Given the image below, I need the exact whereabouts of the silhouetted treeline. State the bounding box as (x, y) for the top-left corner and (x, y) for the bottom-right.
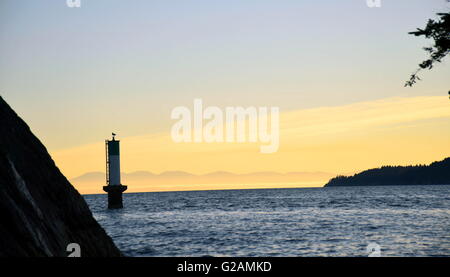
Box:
(325, 158), (450, 187)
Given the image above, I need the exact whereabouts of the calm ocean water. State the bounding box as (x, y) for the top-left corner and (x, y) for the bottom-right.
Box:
(84, 185), (450, 257)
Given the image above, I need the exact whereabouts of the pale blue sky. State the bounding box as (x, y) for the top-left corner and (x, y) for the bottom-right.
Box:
(0, 0), (449, 150)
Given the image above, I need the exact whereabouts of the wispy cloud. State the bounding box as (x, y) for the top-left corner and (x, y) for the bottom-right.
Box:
(52, 95), (450, 193)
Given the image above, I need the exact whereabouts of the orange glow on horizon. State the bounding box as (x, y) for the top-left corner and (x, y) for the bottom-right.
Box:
(51, 95), (450, 194)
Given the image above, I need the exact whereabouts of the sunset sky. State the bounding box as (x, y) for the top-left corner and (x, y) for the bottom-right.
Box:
(1, 0), (449, 193)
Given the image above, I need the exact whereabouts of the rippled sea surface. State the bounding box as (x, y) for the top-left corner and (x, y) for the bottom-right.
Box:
(84, 185), (450, 257)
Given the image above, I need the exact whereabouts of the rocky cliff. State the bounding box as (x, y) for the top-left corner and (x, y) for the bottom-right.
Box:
(0, 96), (122, 257)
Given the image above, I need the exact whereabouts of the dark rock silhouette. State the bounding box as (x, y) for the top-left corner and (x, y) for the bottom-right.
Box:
(325, 158), (450, 187)
(0, 96), (122, 257)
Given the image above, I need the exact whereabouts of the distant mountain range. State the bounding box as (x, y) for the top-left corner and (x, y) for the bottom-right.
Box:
(325, 157), (450, 187)
(71, 170), (334, 194)
(72, 170), (333, 182)
(71, 158), (450, 193)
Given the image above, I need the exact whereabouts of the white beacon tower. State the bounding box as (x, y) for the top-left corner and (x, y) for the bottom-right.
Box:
(103, 133), (127, 209)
